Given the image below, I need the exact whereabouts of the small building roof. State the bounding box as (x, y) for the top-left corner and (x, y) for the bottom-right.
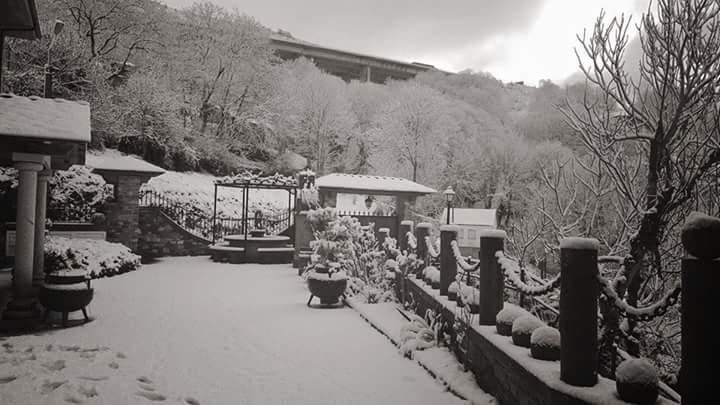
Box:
(0, 0), (42, 40)
(0, 94), (90, 169)
(84, 149), (165, 176)
(316, 173), (436, 196)
(442, 208), (497, 227)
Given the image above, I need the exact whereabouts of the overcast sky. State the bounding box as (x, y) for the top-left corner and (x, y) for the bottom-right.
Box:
(163, 0), (650, 86)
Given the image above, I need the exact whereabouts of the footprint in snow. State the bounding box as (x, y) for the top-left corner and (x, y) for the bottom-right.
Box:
(137, 376), (152, 384)
(42, 359), (66, 371)
(135, 390), (166, 401)
(63, 392), (84, 404)
(77, 384), (99, 398)
(185, 396), (201, 405)
(116, 352), (126, 359)
(139, 383), (156, 391)
(40, 379), (67, 394)
(108, 361), (119, 369)
(0, 374), (18, 384)
(77, 375), (109, 382)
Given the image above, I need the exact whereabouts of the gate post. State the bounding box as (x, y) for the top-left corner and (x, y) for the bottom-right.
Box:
(399, 220), (414, 252)
(559, 237), (599, 387)
(439, 225), (458, 296)
(478, 230), (506, 325)
(415, 222), (432, 266)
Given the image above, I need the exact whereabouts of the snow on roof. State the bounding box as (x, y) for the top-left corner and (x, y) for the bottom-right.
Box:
(316, 173), (436, 195)
(442, 208), (497, 227)
(0, 93), (90, 143)
(84, 149), (165, 175)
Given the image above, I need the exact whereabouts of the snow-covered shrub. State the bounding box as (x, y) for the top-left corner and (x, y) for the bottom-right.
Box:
(461, 286), (480, 313)
(48, 166), (114, 222)
(496, 303), (528, 336)
(45, 236), (141, 279)
(448, 280), (460, 300)
(615, 358), (659, 405)
(399, 311), (442, 358)
(511, 314), (545, 347)
(530, 326), (561, 361)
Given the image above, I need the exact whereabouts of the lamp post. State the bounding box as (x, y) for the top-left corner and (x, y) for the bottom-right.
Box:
(44, 19), (64, 98)
(443, 186), (455, 225)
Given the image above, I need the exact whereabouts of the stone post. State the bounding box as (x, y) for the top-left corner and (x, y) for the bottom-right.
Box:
(399, 220), (413, 252)
(680, 212), (720, 404)
(32, 169), (51, 287)
(559, 237), (599, 387)
(3, 154), (47, 321)
(439, 225), (458, 296)
(478, 230), (506, 325)
(378, 227), (390, 244)
(415, 222), (432, 266)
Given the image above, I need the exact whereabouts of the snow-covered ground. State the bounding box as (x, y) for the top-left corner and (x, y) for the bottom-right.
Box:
(1, 258), (470, 405)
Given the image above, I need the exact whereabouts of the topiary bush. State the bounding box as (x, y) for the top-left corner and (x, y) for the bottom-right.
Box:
(511, 314), (545, 347)
(615, 358), (660, 405)
(496, 303), (528, 336)
(530, 326), (561, 360)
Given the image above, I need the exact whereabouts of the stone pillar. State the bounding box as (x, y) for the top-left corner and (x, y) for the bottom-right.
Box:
(415, 222), (431, 266)
(32, 169), (51, 286)
(361, 65), (371, 82)
(680, 212), (720, 404)
(399, 220), (413, 252)
(378, 227), (390, 244)
(439, 225), (458, 296)
(478, 230), (506, 325)
(559, 237), (599, 387)
(3, 154), (47, 320)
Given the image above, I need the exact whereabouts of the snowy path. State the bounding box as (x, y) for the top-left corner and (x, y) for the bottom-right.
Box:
(1, 257), (470, 405)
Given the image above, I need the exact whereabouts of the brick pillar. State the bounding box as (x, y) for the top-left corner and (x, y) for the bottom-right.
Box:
(99, 171), (149, 252)
(439, 225), (458, 296)
(559, 237), (599, 387)
(478, 229), (506, 325)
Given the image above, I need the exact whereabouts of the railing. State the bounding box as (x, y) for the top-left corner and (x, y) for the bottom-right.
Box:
(139, 190), (293, 242)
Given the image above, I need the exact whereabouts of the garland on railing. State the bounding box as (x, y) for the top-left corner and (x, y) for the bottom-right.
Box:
(425, 236), (440, 258)
(407, 232), (417, 250)
(597, 274), (681, 321)
(496, 252), (561, 296)
(450, 240), (481, 272)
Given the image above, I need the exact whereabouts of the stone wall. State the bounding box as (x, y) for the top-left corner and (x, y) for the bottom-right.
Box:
(404, 276), (677, 405)
(138, 207), (210, 259)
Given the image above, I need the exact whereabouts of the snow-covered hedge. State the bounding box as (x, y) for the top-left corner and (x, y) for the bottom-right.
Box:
(496, 304), (528, 336)
(530, 326), (561, 361)
(1, 166), (113, 222)
(45, 236), (141, 279)
(511, 314), (545, 348)
(615, 358), (659, 405)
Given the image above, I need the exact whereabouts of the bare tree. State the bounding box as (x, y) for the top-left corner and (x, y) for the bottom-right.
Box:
(563, 0), (720, 354)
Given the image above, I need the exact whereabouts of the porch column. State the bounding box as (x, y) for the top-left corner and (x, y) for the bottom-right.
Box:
(3, 153), (47, 320)
(33, 169), (52, 286)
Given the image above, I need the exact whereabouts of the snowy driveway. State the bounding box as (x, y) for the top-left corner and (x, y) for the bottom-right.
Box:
(2, 257), (468, 405)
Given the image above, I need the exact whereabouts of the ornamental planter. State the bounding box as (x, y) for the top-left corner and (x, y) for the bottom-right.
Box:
(306, 269), (348, 306)
(39, 270), (93, 327)
(615, 359), (660, 405)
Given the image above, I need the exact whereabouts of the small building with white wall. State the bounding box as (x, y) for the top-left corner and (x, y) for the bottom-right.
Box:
(441, 208), (498, 257)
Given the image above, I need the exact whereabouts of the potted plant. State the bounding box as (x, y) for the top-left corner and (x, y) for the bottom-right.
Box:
(306, 262), (348, 306)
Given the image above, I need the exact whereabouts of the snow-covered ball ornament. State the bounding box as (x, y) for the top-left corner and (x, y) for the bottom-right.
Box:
(530, 326), (560, 361)
(448, 281), (460, 301)
(681, 211), (720, 259)
(495, 304), (527, 336)
(615, 358), (659, 405)
(428, 268), (441, 289)
(511, 314), (545, 347)
(464, 287), (480, 314)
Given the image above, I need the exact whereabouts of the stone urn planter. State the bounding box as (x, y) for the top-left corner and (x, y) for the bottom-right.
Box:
(39, 270), (93, 327)
(306, 264), (348, 307)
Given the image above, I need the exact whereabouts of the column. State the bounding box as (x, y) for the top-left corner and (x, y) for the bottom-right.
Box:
(33, 169), (51, 286)
(415, 222), (431, 266)
(3, 153), (46, 320)
(361, 65), (371, 82)
(439, 225), (458, 296)
(478, 230), (506, 325)
(399, 220), (413, 252)
(559, 237), (599, 387)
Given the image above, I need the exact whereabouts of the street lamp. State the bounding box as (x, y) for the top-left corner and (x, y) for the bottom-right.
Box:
(44, 19), (64, 98)
(443, 186), (455, 225)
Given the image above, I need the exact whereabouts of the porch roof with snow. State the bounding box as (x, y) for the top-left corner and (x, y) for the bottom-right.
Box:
(0, 94), (90, 169)
(84, 149), (165, 177)
(316, 173), (436, 197)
